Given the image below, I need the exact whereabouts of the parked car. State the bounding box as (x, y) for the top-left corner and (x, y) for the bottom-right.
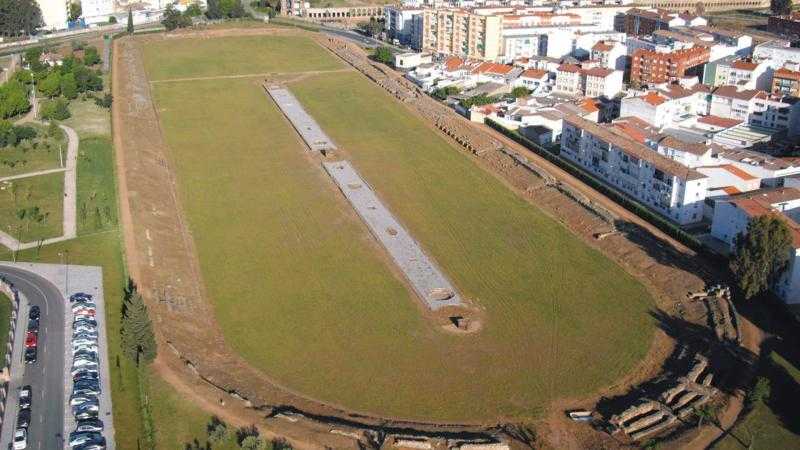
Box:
(73, 325), (97, 334)
(16, 408), (31, 429)
(73, 350), (98, 361)
(72, 338), (97, 348)
(24, 347), (37, 364)
(72, 364), (99, 376)
(71, 301), (96, 312)
(74, 444), (106, 450)
(73, 382), (100, 394)
(69, 293), (93, 303)
(18, 385), (31, 409)
(73, 404), (99, 420)
(28, 306), (39, 320)
(70, 395), (99, 407)
(73, 371), (99, 383)
(26, 318), (39, 333)
(24, 332), (37, 349)
(73, 387), (101, 399)
(74, 309), (96, 318)
(74, 419), (104, 433)
(68, 431), (103, 447)
(73, 317), (97, 327)
(13, 428), (27, 449)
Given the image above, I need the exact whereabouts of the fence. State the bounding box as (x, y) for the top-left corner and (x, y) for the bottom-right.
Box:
(0, 278), (21, 431)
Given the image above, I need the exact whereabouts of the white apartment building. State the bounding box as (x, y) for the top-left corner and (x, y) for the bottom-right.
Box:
(385, 6), (425, 47)
(81, 0), (115, 24)
(37, 0), (69, 30)
(705, 57), (772, 90)
(710, 188), (800, 304)
(561, 114), (708, 225)
(620, 84), (711, 128)
(554, 63), (623, 98)
(591, 40), (627, 70)
(513, 68), (550, 94)
(710, 85), (800, 134)
(753, 41), (800, 69)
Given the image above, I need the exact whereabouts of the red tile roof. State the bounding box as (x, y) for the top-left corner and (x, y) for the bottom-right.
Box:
(731, 60), (759, 71)
(722, 186), (742, 195)
(697, 115), (742, 128)
(444, 57), (465, 72)
(713, 85), (767, 101)
(582, 67), (615, 78)
(592, 41), (614, 52)
(642, 91), (668, 106)
(472, 62), (515, 75)
(520, 69), (548, 79)
(721, 164), (758, 181)
(557, 63), (582, 73)
(775, 67), (800, 81)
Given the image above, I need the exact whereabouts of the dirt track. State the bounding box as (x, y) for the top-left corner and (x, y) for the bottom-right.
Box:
(112, 27), (748, 449)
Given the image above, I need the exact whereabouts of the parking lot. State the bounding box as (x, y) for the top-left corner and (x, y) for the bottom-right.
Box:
(0, 262), (114, 450)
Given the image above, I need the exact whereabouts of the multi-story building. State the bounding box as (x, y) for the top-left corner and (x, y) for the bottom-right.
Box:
(710, 187), (800, 304)
(420, 9), (503, 60)
(554, 63), (623, 98)
(36, 0), (69, 30)
(591, 40), (627, 70)
(81, 0), (115, 24)
(772, 67), (800, 96)
(620, 84), (712, 128)
(385, 6), (425, 47)
(710, 85), (800, 133)
(754, 41), (800, 69)
(619, 8), (702, 36)
(767, 12), (800, 39)
(704, 56), (772, 91)
(560, 114), (708, 225)
(630, 46), (710, 85)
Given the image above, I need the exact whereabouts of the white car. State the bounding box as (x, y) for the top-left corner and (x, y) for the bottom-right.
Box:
(72, 346), (99, 355)
(72, 339), (97, 348)
(13, 428), (26, 449)
(72, 364), (99, 376)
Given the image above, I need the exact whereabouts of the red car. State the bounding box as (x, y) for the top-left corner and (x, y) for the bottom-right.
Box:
(24, 331), (37, 349)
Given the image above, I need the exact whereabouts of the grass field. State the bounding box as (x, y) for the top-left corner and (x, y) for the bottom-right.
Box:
(716, 351), (800, 450)
(144, 34), (656, 421)
(0, 124), (67, 178)
(0, 172), (63, 241)
(141, 35), (344, 81)
(0, 293), (11, 362)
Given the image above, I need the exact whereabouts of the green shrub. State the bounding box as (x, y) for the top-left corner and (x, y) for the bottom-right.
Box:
(40, 98), (71, 120)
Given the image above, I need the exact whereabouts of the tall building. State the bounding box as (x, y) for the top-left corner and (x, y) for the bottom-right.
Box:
(630, 46), (710, 85)
(772, 67), (800, 97)
(385, 6), (424, 47)
(36, 0), (69, 31)
(420, 9), (502, 60)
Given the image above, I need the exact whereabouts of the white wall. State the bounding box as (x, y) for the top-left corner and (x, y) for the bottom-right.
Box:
(710, 200), (749, 250)
(37, 0), (69, 30)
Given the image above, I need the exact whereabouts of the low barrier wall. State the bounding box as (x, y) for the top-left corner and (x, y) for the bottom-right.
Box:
(0, 278), (21, 432)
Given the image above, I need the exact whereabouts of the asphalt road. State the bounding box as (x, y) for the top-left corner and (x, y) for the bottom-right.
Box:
(0, 266), (65, 450)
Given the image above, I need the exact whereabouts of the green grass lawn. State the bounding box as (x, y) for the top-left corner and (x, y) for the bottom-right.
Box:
(141, 34), (344, 81)
(0, 172), (63, 241)
(0, 293), (12, 362)
(715, 351), (800, 450)
(0, 124), (67, 178)
(144, 34), (656, 422)
(64, 98), (112, 137)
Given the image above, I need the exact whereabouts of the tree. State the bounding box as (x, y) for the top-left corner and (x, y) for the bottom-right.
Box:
(0, 80), (32, 118)
(771, 0), (793, 15)
(162, 5), (191, 30)
(373, 46), (392, 64)
(94, 93), (113, 108)
(432, 85), (460, 100)
(240, 436), (267, 450)
(68, 2), (82, 22)
(368, 17), (382, 37)
(185, 3), (203, 17)
(692, 404), (718, 428)
(120, 280), (157, 364)
(207, 417), (229, 443)
(511, 86), (532, 98)
(0, 0), (43, 36)
(60, 73), (78, 99)
(39, 98), (70, 120)
(83, 46), (101, 66)
(747, 376), (771, 405)
(108, 15), (117, 24)
(206, 0), (223, 19)
(127, 8), (134, 34)
(38, 70), (61, 98)
(731, 215), (794, 299)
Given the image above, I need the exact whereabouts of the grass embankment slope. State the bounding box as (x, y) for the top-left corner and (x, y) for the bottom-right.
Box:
(144, 34), (656, 422)
(0, 293), (11, 362)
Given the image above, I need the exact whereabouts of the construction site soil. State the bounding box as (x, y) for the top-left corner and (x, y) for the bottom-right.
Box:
(112, 27), (759, 449)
